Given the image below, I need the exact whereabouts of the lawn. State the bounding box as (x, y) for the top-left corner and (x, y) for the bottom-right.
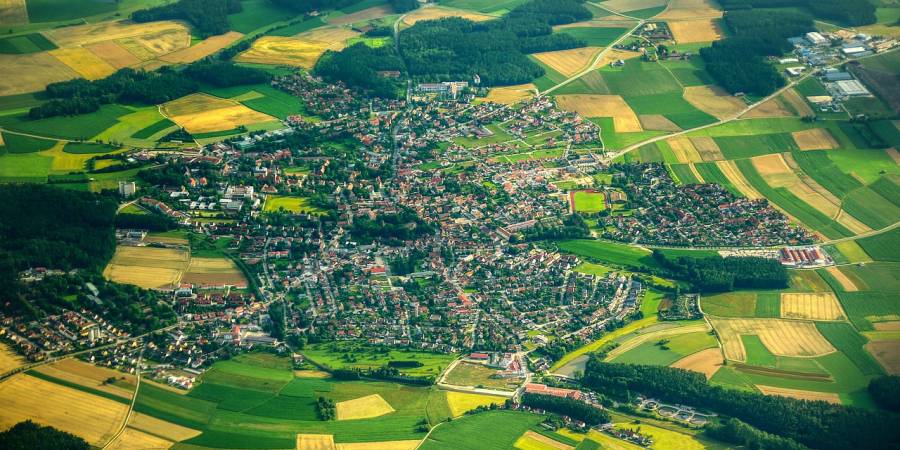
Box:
(556, 240), (660, 270)
(420, 411), (543, 450)
(302, 341), (457, 378)
(573, 191), (606, 213)
(263, 195), (327, 215)
(790, 150), (863, 198)
(610, 330), (718, 366)
(443, 362), (520, 391)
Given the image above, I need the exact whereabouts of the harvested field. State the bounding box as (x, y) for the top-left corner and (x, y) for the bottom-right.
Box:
(162, 93), (276, 134)
(0, 374), (129, 446)
(328, 5), (394, 25)
(668, 19), (721, 43)
(742, 96), (793, 118)
(236, 28), (357, 68)
(555, 94), (642, 131)
(402, 6), (494, 25)
(103, 245), (189, 290)
(716, 160), (763, 198)
(86, 41), (142, 69)
(781, 88), (814, 116)
(873, 321), (900, 331)
(335, 394), (395, 420)
(533, 47), (602, 77)
(887, 148), (900, 165)
(868, 340), (900, 374)
(0, 342), (24, 373)
(485, 84), (535, 105)
(182, 257), (247, 288)
(0, 52), (78, 96)
(792, 128), (838, 150)
(668, 137), (702, 162)
(33, 359), (135, 400)
(514, 430), (574, 450)
(335, 441), (421, 450)
(780, 293), (845, 321)
(683, 85), (745, 120)
(756, 385), (841, 404)
(45, 20), (189, 48)
(596, 48), (642, 68)
(827, 266), (860, 292)
(294, 369), (331, 378)
(50, 47), (117, 80)
(298, 434), (336, 450)
(640, 114), (681, 131)
(600, 0), (666, 13)
(129, 412), (201, 442)
(690, 136), (724, 161)
(445, 391), (506, 417)
(670, 348), (723, 379)
(657, 0), (722, 20)
(0, 0), (28, 24)
(708, 317), (836, 361)
(160, 31), (244, 63)
(106, 427), (172, 450)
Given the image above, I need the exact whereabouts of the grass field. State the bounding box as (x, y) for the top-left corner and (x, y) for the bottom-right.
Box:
(263, 195), (328, 215)
(608, 327), (717, 366)
(0, 104), (131, 140)
(857, 228), (900, 262)
(336, 394), (395, 420)
(556, 240), (659, 270)
(572, 191), (605, 213)
(302, 342), (456, 378)
(624, 92), (717, 130)
(443, 362), (521, 391)
(444, 392), (506, 417)
(420, 411), (542, 450)
(0, 33), (57, 54)
(181, 256), (247, 288)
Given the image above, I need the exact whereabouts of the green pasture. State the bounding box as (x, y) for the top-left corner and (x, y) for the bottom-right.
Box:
(661, 58), (713, 87)
(742, 335), (776, 367)
(227, 0), (299, 33)
(268, 17), (327, 36)
(622, 5), (667, 18)
(670, 163), (701, 184)
(817, 322), (884, 377)
(590, 117), (666, 150)
(599, 61), (682, 96)
(263, 195), (327, 215)
(1, 132), (56, 154)
(440, 0), (527, 14)
(557, 27), (629, 47)
(62, 142), (118, 154)
(687, 118), (816, 138)
(420, 411), (543, 450)
(0, 33), (57, 54)
(25, 0), (120, 22)
(713, 133), (797, 159)
(0, 104), (131, 141)
(624, 92), (717, 129)
(556, 239), (660, 270)
(842, 186), (900, 231)
(856, 228), (900, 262)
(609, 330), (718, 366)
(301, 342), (457, 377)
(790, 150), (863, 198)
(131, 118), (177, 140)
(700, 292), (757, 317)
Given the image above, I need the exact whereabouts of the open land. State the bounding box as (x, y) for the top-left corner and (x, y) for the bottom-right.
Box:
(792, 128), (839, 150)
(708, 317), (836, 361)
(0, 342), (25, 373)
(514, 430), (574, 450)
(162, 93), (277, 134)
(755, 385), (841, 404)
(683, 85), (745, 120)
(401, 6), (494, 26)
(237, 27), (360, 69)
(103, 245), (190, 290)
(33, 358), (136, 400)
(181, 257), (247, 288)
(866, 340), (900, 374)
(160, 31), (245, 63)
(667, 19), (721, 43)
(335, 394), (395, 420)
(780, 293), (845, 321)
(485, 84), (535, 105)
(670, 347), (724, 379)
(555, 95), (642, 132)
(533, 47), (602, 77)
(656, 0), (722, 20)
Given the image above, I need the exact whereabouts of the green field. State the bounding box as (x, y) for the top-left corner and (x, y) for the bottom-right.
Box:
(842, 186), (900, 230)
(742, 335), (777, 367)
(0, 33), (57, 54)
(670, 163), (701, 184)
(444, 362), (519, 391)
(622, 5), (667, 18)
(453, 123), (515, 148)
(0, 104), (131, 141)
(556, 239), (660, 270)
(440, 0), (527, 14)
(713, 133), (798, 159)
(624, 92), (717, 130)
(662, 59), (713, 87)
(530, 57), (568, 92)
(610, 330), (718, 366)
(25, 0), (119, 22)
(599, 61), (682, 97)
(572, 190), (606, 213)
(816, 322), (884, 377)
(790, 150), (863, 198)
(302, 342), (457, 378)
(420, 411), (542, 450)
(700, 292), (757, 317)
(268, 17), (327, 36)
(263, 195), (327, 215)
(557, 27), (629, 46)
(856, 228), (900, 262)
(226, 0), (299, 33)
(1, 132), (57, 154)
(62, 142), (118, 154)
(590, 117), (666, 151)
(693, 162), (741, 196)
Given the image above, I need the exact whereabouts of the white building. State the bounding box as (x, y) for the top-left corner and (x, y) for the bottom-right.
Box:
(806, 32), (829, 46)
(834, 80), (869, 96)
(118, 181), (136, 197)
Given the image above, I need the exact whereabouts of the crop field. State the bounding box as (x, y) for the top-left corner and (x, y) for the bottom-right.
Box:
(600, 61), (681, 96)
(0, 374), (129, 446)
(867, 340), (900, 374)
(743, 95), (794, 118)
(557, 26), (629, 47)
(48, 46), (116, 80)
(792, 128), (838, 150)
(237, 31), (352, 69)
(598, 0), (665, 13)
(103, 245), (190, 290)
(485, 84), (535, 105)
(401, 6), (495, 26)
(444, 391), (506, 417)
(0, 342), (24, 373)
(857, 228), (900, 262)
(162, 93), (277, 134)
(444, 362), (520, 391)
(708, 317), (836, 361)
(607, 326), (716, 366)
(623, 92), (717, 130)
(755, 385), (841, 404)
(556, 95), (641, 131)
(160, 31), (244, 63)
(657, 0), (722, 20)
(639, 114), (681, 132)
(789, 150), (863, 199)
(667, 19), (721, 43)
(336, 394), (395, 420)
(842, 186), (900, 231)
(0, 0), (27, 24)
(700, 291), (758, 317)
(128, 411), (201, 442)
(513, 430), (573, 450)
(45, 19), (188, 48)
(0, 103), (131, 141)
(682, 85), (744, 119)
(298, 434), (336, 450)
(533, 47), (602, 77)
(780, 293), (845, 321)
(0, 32), (56, 54)
(420, 411), (542, 450)
(335, 441), (422, 450)
(83, 40), (140, 69)
(33, 358), (135, 400)
(572, 190), (605, 213)
(329, 5), (394, 25)
(0, 51), (78, 96)
(182, 256), (247, 288)
(264, 195), (328, 215)
(816, 322), (885, 377)
(671, 348), (724, 379)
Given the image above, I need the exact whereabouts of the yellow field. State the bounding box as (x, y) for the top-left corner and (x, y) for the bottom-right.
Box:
(0, 374), (129, 446)
(298, 434), (336, 450)
(0, 52), (79, 96)
(874, 321), (900, 331)
(0, 0), (27, 24)
(639, 114), (681, 131)
(50, 47), (117, 80)
(329, 5), (394, 25)
(335, 394), (395, 420)
(708, 317), (836, 361)
(742, 96), (793, 118)
(485, 84), (535, 105)
(294, 369), (332, 378)
(106, 427), (173, 450)
(38, 141), (126, 173)
(867, 340), (900, 374)
(684, 85), (744, 119)
(670, 347), (723, 379)
(160, 31), (244, 63)
(103, 245), (190, 290)
(162, 93), (276, 134)
(555, 94), (642, 131)
(33, 359), (135, 400)
(87, 41), (143, 69)
(46, 20), (189, 49)
(533, 47), (602, 77)
(756, 385), (841, 404)
(237, 36), (328, 68)
(402, 6), (495, 25)
(780, 292), (845, 321)
(657, 0), (722, 20)
(792, 128), (838, 150)
(600, 0), (666, 13)
(445, 391), (507, 417)
(181, 256), (247, 288)
(606, 322), (710, 360)
(335, 440), (421, 450)
(716, 160), (764, 199)
(596, 48), (642, 67)
(129, 412), (201, 442)
(0, 342), (24, 373)
(668, 137), (702, 162)
(668, 19), (722, 43)
(514, 430), (574, 450)
(826, 266), (859, 292)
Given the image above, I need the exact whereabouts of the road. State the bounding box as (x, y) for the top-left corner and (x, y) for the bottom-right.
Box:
(101, 347), (144, 449)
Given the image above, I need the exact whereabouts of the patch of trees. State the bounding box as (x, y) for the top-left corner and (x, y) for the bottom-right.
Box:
(516, 214), (590, 242)
(390, 0), (419, 13)
(132, 0), (242, 37)
(315, 396), (336, 420)
(115, 213), (176, 232)
(651, 251), (788, 292)
(350, 208), (434, 244)
(314, 43), (405, 97)
(706, 418), (809, 450)
(521, 393), (610, 425)
(868, 375), (900, 412)
(182, 61), (270, 87)
(581, 360), (899, 450)
(718, 0), (875, 26)
(0, 421), (89, 450)
(388, 249), (427, 275)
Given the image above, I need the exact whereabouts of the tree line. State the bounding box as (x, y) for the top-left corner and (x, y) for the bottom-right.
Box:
(0, 421), (89, 450)
(581, 359), (899, 450)
(132, 0), (242, 37)
(719, 0), (876, 26)
(521, 392), (610, 425)
(651, 251), (789, 292)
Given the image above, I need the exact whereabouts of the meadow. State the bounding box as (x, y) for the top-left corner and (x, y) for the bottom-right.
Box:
(263, 195), (328, 215)
(443, 362), (519, 391)
(555, 240), (660, 270)
(420, 411), (542, 450)
(302, 342), (456, 378)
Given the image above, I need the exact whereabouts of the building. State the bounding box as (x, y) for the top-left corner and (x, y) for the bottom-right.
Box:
(118, 181), (137, 197)
(834, 79), (869, 97)
(805, 32), (828, 46)
(823, 69), (853, 82)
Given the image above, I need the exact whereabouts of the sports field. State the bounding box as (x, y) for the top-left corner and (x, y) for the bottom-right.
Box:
(103, 245), (190, 290)
(162, 93), (277, 134)
(572, 190), (606, 213)
(401, 6), (495, 25)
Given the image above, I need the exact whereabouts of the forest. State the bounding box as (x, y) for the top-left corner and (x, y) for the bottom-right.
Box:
(132, 0), (242, 37)
(0, 421), (89, 450)
(521, 393), (610, 425)
(581, 359), (899, 450)
(718, 0), (876, 26)
(350, 209), (434, 244)
(314, 43), (405, 97)
(652, 251), (788, 292)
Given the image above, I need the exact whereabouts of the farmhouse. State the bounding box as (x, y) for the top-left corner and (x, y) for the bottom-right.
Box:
(524, 383), (583, 400)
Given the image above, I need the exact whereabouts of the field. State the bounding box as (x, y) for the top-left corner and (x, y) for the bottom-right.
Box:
(0, 0), (27, 24)
(572, 190), (605, 213)
(867, 340), (900, 374)
(181, 256), (247, 288)
(485, 84), (535, 105)
(556, 240), (659, 270)
(237, 27), (360, 68)
(556, 95), (642, 132)
(444, 391), (506, 417)
(162, 93), (277, 134)
(599, 0), (666, 13)
(160, 31), (244, 63)
(656, 0), (722, 20)
(708, 317), (836, 361)
(264, 195), (328, 215)
(401, 6), (495, 26)
(302, 342), (456, 378)
(49, 47), (116, 80)
(792, 128), (838, 150)
(0, 342), (24, 373)
(780, 293), (845, 321)
(420, 411), (543, 450)
(682, 85), (744, 120)
(0, 51), (78, 96)
(336, 394), (395, 420)
(606, 324), (717, 366)
(298, 434), (336, 450)
(514, 430), (573, 450)
(670, 347), (724, 379)
(335, 441), (421, 450)
(328, 5), (394, 25)
(0, 32), (57, 54)
(557, 27), (629, 47)
(667, 19), (721, 43)
(755, 385), (841, 404)
(128, 412), (201, 442)
(103, 245), (190, 290)
(532, 47), (602, 77)
(857, 228), (900, 262)
(0, 374), (129, 446)
(443, 362), (521, 391)
(32, 358), (135, 400)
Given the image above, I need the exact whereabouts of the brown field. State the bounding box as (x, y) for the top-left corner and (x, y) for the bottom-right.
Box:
(690, 136), (723, 161)
(329, 5), (394, 25)
(874, 321), (900, 331)
(596, 48), (642, 68)
(33, 359), (136, 400)
(0, 132), (4, 146)
(294, 370), (331, 378)
(742, 96), (793, 118)
(335, 394), (395, 420)
(868, 340), (900, 374)
(640, 114), (681, 132)
(533, 47), (602, 77)
(129, 412), (201, 442)
(708, 317), (836, 361)
(781, 88), (815, 116)
(103, 245), (189, 290)
(825, 266), (859, 292)
(0, 342), (24, 373)
(335, 441), (421, 450)
(87, 41), (142, 69)
(0, 0), (27, 24)
(0, 374), (129, 446)
(555, 94), (642, 132)
(0, 52), (79, 96)
(485, 84), (535, 105)
(671, 348), (723, 379)
(46, 20), (189, 48)
(50, 47), (117, 80)
(657, 0), (722, 20)
(402, 6), (494, 26)
(600, 0), (666, 13)
(298, 434), (336, 450)
(668, 19), (722, 43)
(792, 128), (838, 151)
(887, 148), (900, 165)
(182, 257), (247, 288)
(107, 427), (173, 450)
(236, 30), (354, 69)
(668, 137), (702, 162)
(683, 85), (745, 120)
(160, 31), (244, 63)
(716, 160), (763, 199)
(780, 292), (845, 321)
(515, 431), (574, 450)
(756, 385), (841, 404)
(162, 93), (276, 134)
